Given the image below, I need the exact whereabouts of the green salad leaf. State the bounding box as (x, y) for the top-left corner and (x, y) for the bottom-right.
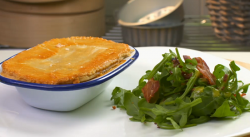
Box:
(110, 48), (250, 130)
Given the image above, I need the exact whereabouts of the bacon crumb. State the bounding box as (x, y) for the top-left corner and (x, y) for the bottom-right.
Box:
(233, 93), (246, 97)
(241, 93), (246, 97)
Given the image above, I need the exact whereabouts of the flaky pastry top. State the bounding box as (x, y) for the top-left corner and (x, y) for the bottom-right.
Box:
(1, 37), (132, 84)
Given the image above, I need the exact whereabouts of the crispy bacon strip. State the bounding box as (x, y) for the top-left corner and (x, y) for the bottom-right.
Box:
(183, 55), (216, 85)
(142, 78), (160, 103)
(195, 57), (216, 85)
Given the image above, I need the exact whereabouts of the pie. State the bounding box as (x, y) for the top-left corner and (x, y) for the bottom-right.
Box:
(1, 36), (132, 84)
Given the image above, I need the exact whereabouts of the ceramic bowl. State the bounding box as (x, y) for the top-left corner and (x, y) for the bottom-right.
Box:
(0, 46), (139, 111)
(117, 0), (184, 46)
(118, 0), (184, 26)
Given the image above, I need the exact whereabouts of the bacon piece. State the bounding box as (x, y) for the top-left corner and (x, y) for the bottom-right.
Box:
(172, 57), (180, 67)
(182, 72), (193, 79)
(142, 78), (160, 103)
(183, 55), (192, 60)
(234, 93), (247, 97)
(183, 55), (215, 84)
(195, 57), (216, 85)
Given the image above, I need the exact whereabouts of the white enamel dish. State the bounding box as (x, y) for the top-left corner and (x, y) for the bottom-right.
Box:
(0, 46), (139, 111)
(0, 47), (250, 137)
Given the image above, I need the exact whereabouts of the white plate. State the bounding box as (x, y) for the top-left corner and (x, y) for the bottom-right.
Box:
(0, 47), (250, 137)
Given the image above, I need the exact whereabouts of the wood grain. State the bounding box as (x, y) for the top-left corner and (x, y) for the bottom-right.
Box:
(0, 0), (104, 14)
(7, 0), (66, 3)
(0, 8), (105, 48)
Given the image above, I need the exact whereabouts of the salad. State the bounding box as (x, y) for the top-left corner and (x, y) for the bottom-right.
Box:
(111, 48), (250, 130)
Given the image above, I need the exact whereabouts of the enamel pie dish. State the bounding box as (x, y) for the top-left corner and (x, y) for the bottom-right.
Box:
(0, 37), (139, 111)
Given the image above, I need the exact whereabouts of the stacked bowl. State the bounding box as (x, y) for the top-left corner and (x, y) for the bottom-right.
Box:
(118, 0), (184, 46)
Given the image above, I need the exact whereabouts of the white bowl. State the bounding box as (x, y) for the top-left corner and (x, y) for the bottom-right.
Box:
(0, 46), (139, 111)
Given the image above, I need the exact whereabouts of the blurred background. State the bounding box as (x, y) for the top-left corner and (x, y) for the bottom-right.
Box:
(0, 0), (250, 51)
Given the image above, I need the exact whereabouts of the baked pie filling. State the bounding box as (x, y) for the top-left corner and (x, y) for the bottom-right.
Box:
(1, 37), (132, 84)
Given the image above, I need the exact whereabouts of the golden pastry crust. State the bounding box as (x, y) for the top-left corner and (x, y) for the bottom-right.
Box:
(1, 36), (132, 84)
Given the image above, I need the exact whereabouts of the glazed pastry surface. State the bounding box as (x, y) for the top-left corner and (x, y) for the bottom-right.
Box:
(1, 37), (131, 84)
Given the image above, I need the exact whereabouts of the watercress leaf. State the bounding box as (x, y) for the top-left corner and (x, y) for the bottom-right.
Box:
(167, 67), (183, 87)
(226, 61), (241, 92)
(144, 116), (155, 122)
(189, 116), (210, 124)
(157, 123), (197, 129)
(138, 98), (157, 119)
(167, 117), (182, 130)
(236, 83), (250, 94)
(131, 110), (146, 122)
(228, 98), (243, 115)
(175, 48), (184, 67)
(230, 61), (240, 72)
(191, 86), (205, 99)
(178, 113), (188, 127)
(196, 78), (209, 86)
(172, 97), (194, 127)
(213, 64), (230, 80)
(192, 86), (224, 116)
(124, 92), (140, 116)
(211, 100), (237, 117)
(159, 80), (174, 95)
(235, 92), (249, 110)
(185, 58), (198, 70)
(154, 97), (201, 128)
(147, 53), (172, 80)
(111, 87), (131, 108)
(213, 64), (233, 92)
(157, 123), (175, 129)
(139, 70), (151, 84)
(179, 69), (200, 99)
(129, 117), (141, 122)
(132, 71), (152, 97)
(163, 85), (185, 97)
(245, 102), (250, 111)
(152, 105), (172, 116)
(159, 94), (178, 105)
(154, 115), (166, 124)
(159, 66), (170, 81)
(169, 49), (177, 56)
(132, 84), (145, 97)
(153, 72), (162, 81)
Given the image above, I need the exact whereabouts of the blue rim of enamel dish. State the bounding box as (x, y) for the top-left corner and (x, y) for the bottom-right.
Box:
(0, 46), (139, 91)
